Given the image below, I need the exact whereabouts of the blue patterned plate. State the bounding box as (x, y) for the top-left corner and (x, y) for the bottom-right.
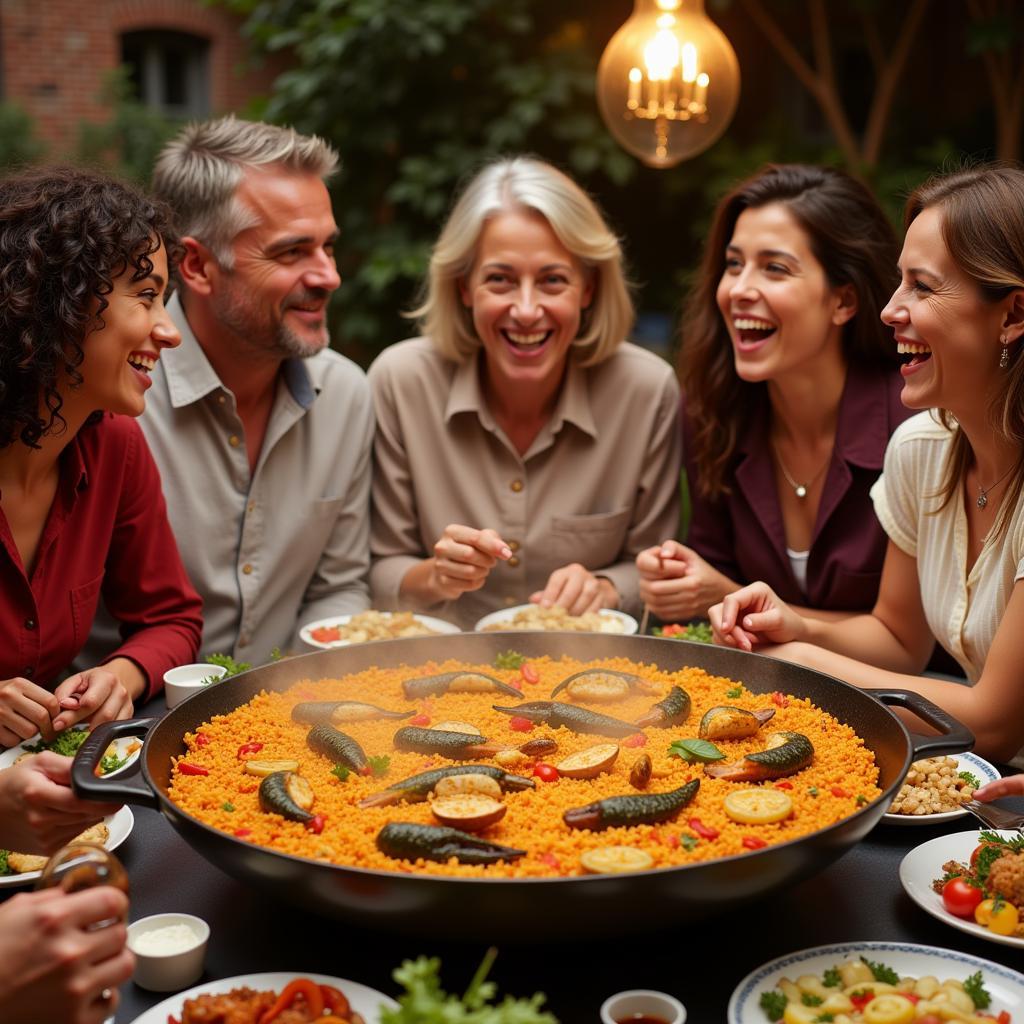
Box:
(883, 751), (1000, 826)
(728, 941), (1024, 1022)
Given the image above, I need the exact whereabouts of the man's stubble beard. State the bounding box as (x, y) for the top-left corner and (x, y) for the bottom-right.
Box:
(213, 281), (328, 361)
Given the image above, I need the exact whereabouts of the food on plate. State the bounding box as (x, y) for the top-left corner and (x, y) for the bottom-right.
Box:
(756, 956), (1003, 1023)
(652, 621), (713, 643)
(482, 605), (626, 633)
(888, 756), (979, 816)
(308, 610), (442, 645)
(167, 655), (880, 878)
(548, 668), (657, 702)
(173, 977), (365, 1024)
(2, 823), (110, 875)
(704, 731), (815, 782)
(932, 830), (1024, 938)
(17, 727), (140, 777)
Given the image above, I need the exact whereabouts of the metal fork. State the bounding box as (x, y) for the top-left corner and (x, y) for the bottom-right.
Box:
(962, 799), (1024, 832)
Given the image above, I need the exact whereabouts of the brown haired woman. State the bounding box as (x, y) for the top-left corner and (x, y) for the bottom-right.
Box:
(638, 164), (911, 625)
(0, 167), (202, 748)
(711, 165), (1024, 765)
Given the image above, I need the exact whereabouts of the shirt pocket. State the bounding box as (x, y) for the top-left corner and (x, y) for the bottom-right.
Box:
(548, 508), (632, 569)
(69, 572), (105, 650)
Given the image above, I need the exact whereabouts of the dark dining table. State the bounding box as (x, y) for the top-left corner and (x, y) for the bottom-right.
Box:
(91, 693), (1021, 1024)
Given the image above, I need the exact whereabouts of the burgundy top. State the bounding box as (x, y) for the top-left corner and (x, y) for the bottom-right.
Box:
(684, 362), (914, 611)
(0, 414), (203, 700)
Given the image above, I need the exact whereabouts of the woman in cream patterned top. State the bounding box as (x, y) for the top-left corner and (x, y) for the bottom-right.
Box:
(708, 165), (1024, 767)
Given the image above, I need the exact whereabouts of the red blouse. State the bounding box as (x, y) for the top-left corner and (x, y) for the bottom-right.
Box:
(0, 414), (202, 700)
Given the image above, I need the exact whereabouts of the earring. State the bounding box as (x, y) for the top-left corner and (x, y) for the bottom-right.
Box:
(1000, 334), (1010, 370)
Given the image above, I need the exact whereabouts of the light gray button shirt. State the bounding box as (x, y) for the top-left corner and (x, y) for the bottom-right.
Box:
(102, 295), (373, 664)
(369, 337), (681, 628)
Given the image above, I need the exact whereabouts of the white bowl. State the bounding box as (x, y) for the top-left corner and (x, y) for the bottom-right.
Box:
(163, 664), (228, 709)
(127, 912), (210, 992)
(600, 989), (686, 1024)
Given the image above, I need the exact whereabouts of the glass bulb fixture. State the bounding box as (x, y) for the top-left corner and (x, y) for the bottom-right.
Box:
(597, 0), (740, 168)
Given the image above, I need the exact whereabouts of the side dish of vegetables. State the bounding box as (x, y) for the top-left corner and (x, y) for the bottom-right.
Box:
(758, 957), (1003, 1023)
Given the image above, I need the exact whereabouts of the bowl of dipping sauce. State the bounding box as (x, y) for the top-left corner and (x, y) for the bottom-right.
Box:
(127, 912), (210, 991)
(600, 989), (686, 1024)
(163, 664), (228, 709)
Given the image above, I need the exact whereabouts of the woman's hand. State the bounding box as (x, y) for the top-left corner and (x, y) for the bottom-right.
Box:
(531, 564), (619, 616)
(0, 752), (121, 855)
(429, 524), (512, 602)
(0, 887), (133, 1024)
(708, 582), (808, 651)
(52, 669), (134, 734)
(636, 540), (734, 621)
(973, 776), (1024, 802)
(0, 678), (61, 748)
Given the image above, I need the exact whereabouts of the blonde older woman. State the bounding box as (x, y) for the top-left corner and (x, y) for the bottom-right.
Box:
(369, 157), (681, 628)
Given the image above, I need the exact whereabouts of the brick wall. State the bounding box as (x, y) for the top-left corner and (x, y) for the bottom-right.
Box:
(0, 0), (287, 155)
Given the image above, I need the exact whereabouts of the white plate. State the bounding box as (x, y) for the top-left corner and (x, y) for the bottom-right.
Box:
(300, 612), (461, 650)
(128, 971), (397, 1024)
(474, 604), (639, 635)
(900, 828), (1024, 950)
(883, 751), (1000, 826)
(0, 806), (134, 888)
(728, 940), (1024, 1022)
(0, 726), (142, 779)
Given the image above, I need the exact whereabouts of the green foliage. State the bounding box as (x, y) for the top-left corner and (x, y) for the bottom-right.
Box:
(220, 0), (634, 361)
(76, 69), (179, 184)
(0, 103), (44, 170)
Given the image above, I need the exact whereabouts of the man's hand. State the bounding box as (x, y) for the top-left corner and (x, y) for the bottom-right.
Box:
(530, 563), (619, 616)
(0, 677), (60, 747)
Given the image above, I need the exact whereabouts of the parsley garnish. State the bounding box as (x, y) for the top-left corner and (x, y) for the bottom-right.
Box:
(367, 755), (391, 778)
(221, 802), (235, 812)
(813, 1015), (835, 1023)
(860, 956), (899, 984)
(0, 850), (9, 876)
(758, 990), (787, 1022)
(204, 653), (252, 678)
(801, 993), (823, 1006)
(99, 751), (131, 775)
(726, 685), (743, 698)
(680, 835), (699, 851)
(822, 968), (840, 988)
(493, 650), (526, 669)
(22, 728), (89, 757)
(668, 738), (726, 763)
(964, 970), (991, 1009)
(855, 794), (867, 806)
(808, 786), (819, 797)
(958, 769), (981, 788)
(331, 764), (350, 782)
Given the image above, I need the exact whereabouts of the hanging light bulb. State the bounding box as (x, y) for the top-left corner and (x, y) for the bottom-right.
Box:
(597, 0), (740, 168)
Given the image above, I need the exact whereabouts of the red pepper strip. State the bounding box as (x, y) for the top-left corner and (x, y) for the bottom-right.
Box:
(520, 663), (540, 685)
(194, 733), (211, 747)
(688, 817), (720, 840)
(742, 836), (767, 850)
(410, 713), (430, 726)
(233, 828), (252, 838)
(770, 691), (789, 707)
(849, 991), (874, 1011)
(774, 781), (793, 790)
(176, 761), (209, 776)
(320, 985), (352, 1016)
(623, 733), (648, 747)
(306, 814), (327, 835)
(237, 741), (264, 758)
(258, 978), (324, 1024)
(508, 716), (534, 732)
(831, 786), (849, 798)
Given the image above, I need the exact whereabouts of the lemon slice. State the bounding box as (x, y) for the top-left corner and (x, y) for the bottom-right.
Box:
(431, 721), (482, 736)
(430, 794), (507, 831)
(580, 846), (654, 874)
(556, 743), (620, 779)
(723, 787), (793, 823)
(243, 759), (300, 777)
(432, 773), (503, 800)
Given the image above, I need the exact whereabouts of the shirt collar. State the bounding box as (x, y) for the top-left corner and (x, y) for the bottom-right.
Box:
(737, 362), (891, 470)
(443, 348), (597, 439)
(164, 293), (319, 410)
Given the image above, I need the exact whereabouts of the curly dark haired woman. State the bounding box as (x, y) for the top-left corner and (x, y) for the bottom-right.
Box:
(0, 166), (202, 748)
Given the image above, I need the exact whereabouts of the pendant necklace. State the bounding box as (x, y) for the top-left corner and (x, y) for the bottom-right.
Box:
(773, 441), (831, 499)
(975, 464), (1014, 509)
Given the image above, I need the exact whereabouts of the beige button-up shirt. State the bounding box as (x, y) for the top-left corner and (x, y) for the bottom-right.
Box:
(369, 337), (681, 627)
(85, 295), (374, 665)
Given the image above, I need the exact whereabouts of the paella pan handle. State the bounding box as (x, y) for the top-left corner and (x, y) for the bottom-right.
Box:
(70, 718), (161, 810)
(866, 688), (975, 758)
